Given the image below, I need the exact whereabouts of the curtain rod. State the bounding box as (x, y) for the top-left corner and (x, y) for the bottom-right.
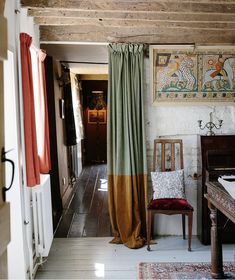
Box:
(60, 61), (108, 65)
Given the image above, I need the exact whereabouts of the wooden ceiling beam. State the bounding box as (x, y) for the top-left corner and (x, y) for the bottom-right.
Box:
(23, 1), (235, 45)
(21, 0), (235, 14)
(35, 18), (235, 30)
(28, 9), (235, 22)
(40, 25), (235, 44)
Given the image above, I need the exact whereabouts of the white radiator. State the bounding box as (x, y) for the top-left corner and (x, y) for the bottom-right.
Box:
(32, 175), (53, 257)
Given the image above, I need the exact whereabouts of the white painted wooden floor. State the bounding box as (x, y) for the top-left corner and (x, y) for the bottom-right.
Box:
(36, 236), (235, 279)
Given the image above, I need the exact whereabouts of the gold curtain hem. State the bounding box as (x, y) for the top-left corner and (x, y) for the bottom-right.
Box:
(108, 174), (148, 249)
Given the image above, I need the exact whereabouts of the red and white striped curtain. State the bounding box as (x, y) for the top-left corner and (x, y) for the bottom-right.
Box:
(20, 33), (40, 187)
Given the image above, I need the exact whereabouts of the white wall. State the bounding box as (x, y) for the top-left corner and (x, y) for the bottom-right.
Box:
(144, 58), (235, 235)
(20, 8), (39, 46)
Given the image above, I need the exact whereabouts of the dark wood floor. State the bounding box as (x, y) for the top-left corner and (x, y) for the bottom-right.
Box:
(55, 164), (112, 237)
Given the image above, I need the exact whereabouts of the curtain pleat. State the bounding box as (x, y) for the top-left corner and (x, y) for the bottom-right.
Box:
(70, 72), (84, 142)
(108, 43), (148, 249)
(20, 33), (40, 187)
(38, 50), (51, 173)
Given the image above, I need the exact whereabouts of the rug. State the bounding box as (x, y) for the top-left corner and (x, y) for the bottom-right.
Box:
(138, 262), (235, 279)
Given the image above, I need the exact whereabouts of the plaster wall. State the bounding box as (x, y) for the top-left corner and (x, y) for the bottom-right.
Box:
(52, 60), (70, 205)
(144, 58), (235, 235)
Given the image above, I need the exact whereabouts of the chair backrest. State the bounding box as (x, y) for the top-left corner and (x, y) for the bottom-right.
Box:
(152, 139), (184, 172)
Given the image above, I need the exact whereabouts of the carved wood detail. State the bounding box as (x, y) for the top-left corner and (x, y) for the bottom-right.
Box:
(207, 182), (235, 220)
(209, 206), (224, 279)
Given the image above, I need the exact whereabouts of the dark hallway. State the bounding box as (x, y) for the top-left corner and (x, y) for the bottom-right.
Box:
(82, 80), (108, 165)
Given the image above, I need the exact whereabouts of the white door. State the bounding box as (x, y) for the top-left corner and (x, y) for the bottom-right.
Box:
(0, 1), (10, 278)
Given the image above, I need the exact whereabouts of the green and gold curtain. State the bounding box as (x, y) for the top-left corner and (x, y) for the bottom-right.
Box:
(107, 44), (148, 249)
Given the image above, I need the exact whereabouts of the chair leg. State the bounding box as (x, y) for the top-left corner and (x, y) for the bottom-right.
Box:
(151, 211), (155, 237)
(182, 214), (186, 240)
(147, 210), (152, 251)
(188, 211), (193, 251)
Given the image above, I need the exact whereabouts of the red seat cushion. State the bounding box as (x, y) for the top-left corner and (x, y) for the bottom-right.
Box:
(148, 198), (193, 211)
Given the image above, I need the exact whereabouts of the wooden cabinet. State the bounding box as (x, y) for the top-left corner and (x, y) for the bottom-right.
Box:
(197, 135), (235, 244)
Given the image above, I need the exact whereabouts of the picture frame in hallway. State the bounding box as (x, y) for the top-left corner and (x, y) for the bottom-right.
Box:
(88, 109), (106, 124)
(150, 45), (235, 104)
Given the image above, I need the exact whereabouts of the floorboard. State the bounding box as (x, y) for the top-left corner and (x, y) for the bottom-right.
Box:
(68, 213), (87, 237)
(54, 210), (75, 238)
(55, 164), (111, 238)
(36, 236), (235, 279)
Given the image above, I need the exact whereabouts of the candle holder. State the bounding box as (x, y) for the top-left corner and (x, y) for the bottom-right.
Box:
(198, 112), (223, 136)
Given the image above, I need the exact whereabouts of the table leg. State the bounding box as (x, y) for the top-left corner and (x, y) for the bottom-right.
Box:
(209, 204), (224, 279)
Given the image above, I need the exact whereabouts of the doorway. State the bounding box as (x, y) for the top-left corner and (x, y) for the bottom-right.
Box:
(82, 79), (107, 164)
(41, 44), (111, 238)
(54, 75), (111, 238)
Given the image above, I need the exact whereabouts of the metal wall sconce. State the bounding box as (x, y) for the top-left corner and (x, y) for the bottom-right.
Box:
(198, 112), (223, 136)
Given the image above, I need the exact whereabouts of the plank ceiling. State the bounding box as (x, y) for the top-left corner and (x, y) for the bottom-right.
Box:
(21, 0), (235, 44)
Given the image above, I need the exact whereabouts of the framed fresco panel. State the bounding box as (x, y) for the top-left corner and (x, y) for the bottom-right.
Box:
(199, 54), (235, 100)
(150, 45), (235, 103)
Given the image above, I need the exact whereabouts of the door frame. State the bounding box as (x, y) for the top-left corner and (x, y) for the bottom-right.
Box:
(0, 1), (11, 278)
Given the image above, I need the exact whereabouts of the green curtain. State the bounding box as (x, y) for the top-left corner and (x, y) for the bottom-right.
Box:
(107, 43), (148, 249)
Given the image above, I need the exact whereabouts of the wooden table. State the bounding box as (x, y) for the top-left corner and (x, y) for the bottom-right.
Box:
(205, 181), (235, 279)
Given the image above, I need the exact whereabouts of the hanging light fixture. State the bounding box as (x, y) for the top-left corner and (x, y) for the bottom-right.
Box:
(88, 91), (106, 110)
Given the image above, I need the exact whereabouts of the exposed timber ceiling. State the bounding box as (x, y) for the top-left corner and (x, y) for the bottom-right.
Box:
(21, 0), (235, 44)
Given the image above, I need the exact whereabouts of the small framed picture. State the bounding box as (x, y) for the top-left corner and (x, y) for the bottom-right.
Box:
(88, 109), (106, 124)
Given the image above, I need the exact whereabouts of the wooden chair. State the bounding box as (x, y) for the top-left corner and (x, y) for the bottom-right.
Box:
(147, 139), (193, 251)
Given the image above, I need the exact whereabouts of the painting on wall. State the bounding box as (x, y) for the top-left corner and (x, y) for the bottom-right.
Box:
(88, 110), (106, 124)
(200, 54), (235, 99)
(155, 53), (198, 98)
(150, 45), (235, 103)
